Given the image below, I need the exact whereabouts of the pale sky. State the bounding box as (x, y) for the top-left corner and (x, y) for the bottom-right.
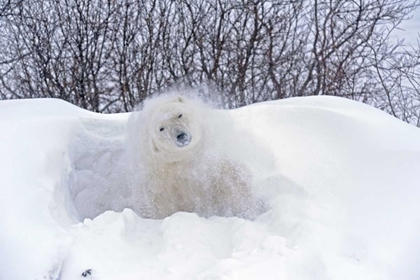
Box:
(395, 7), (420, 47)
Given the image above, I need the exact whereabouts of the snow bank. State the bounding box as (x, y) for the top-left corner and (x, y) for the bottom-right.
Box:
(0, 96), (419, 279)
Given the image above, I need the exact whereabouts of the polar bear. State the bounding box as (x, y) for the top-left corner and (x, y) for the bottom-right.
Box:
(127, 94), (259, 219)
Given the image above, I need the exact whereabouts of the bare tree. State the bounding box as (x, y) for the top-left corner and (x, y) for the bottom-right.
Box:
(0, 0), (419, 125)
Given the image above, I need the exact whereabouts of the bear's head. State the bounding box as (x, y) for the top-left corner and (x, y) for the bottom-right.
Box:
(148, 96), (203, 162)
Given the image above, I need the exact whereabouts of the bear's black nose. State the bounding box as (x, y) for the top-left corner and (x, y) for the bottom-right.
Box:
(176, 132), (191, 147)
(177, 132), (187, 141)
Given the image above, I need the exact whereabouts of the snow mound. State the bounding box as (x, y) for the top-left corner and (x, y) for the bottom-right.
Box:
(0, 96), (419, 279)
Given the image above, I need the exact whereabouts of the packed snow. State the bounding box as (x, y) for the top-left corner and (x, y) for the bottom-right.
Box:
(1, 95), (420, 280)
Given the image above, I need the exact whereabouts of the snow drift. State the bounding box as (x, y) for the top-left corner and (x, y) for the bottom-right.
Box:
(0, 96), (419, 280)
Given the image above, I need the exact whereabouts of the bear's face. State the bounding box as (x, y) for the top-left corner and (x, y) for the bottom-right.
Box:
(149, 96), (202, 162)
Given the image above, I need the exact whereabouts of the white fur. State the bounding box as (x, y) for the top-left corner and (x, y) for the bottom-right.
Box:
(126, 95), (259, 219)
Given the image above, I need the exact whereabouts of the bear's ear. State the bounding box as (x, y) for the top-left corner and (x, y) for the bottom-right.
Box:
(175, 95), (185, 103)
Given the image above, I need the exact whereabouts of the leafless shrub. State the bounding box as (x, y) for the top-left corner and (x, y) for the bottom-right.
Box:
(0, 0), (419, 125)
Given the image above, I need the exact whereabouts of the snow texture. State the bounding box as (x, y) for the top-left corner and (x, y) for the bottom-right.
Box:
(1, 96), (420, 280)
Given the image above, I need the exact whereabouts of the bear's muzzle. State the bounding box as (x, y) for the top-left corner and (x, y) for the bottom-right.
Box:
(175, 131), (191, 147)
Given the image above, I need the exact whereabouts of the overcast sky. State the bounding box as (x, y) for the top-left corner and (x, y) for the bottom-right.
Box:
(395, 7), (420, 47)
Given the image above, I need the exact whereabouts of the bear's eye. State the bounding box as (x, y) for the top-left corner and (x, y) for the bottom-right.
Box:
(178, 114), (183, 118)
(160, 127), (164, 131)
